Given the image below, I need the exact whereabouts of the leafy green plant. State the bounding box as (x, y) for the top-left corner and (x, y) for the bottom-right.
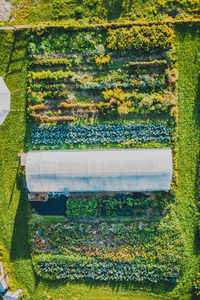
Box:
(107, 25), (174, 51)
(66, 199), (98, 218)
(32, 123), (171, 146)
(30, 70), (74, 82)
(94, 53), (111, 69)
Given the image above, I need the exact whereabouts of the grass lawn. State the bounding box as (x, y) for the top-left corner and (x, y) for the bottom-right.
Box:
(0, 29), (36, 295)
(172, 23), (200, 296)
(0, 23), (200, 299)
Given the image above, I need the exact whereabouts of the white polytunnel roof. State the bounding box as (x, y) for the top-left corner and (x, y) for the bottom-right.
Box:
(0, 77), (10, 125)
(25, 148), (173, 193)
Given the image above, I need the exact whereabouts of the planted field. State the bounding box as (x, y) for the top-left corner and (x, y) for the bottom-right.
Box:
(0, 22), (199, 300)
(27, 24), (184, 290)
(27, 25), (176, 152)
(32, 123), (171, 146)
(31, 192), (183, 284)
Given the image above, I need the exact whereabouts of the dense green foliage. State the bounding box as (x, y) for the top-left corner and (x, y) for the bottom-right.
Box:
(174, 24), (200, 296)
(27, 26), (176, 127)
(9, 0), (200, 25)
(31, 196), (184, 284)
(32, 123), (171, 146)
(33, 253), (181, 283)
(29, 30), (105, 55)
(66, 198), (98, 218)
(65, 193), (167, 219)
(107, 25), (174, 50)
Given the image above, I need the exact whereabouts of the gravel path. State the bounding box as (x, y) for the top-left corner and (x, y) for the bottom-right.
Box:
(0, 0), (11, 20)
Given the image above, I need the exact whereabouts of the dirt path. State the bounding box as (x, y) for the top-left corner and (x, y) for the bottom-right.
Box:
(0, 0), (11, 20)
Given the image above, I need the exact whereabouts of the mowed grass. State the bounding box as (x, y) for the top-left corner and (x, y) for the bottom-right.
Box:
(171, 23), (200, 296)
(0, 29), (36, 295)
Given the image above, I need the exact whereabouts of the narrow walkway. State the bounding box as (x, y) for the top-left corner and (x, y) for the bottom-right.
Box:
(0, 0), (11, 20)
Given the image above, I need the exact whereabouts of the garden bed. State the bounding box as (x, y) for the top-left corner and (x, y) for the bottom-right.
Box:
(30, 191), (184, 284)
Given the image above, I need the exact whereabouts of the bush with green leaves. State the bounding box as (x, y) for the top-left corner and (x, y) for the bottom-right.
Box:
(29, 70), (74, 82)
(65, 193), (166, 218)
(29, 30), (104, 55)
(31, 56), (73, 67)
(107, 25), (174, 51)
(30, 83), (65, 92)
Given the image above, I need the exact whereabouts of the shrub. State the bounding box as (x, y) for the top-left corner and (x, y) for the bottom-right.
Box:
(59, 102), (95, 109)
(41, 90), (68, 99)
(166, 67), (178, 84)
(30, 70), (74, 82)
(107, 25), (174, 51)
(28, 104), (45, 111)
(29, 30), (104, 55)
(138, 93), (174, 113)
(102, 88), (131, 103)
(30, 114), (74, 123)
(31, 83), (66, 92)
(77, 81), (131, 91)
(27, 90), (44, 104)
(32, 57), (72, 67)
(129, 59), (167, 69)
(117, 104), (129, 115)
(94, 53), (111, 69)
(74, 6), (84, 20)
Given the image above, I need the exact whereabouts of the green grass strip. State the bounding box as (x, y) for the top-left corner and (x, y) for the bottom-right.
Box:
(171, 23), (200, 297)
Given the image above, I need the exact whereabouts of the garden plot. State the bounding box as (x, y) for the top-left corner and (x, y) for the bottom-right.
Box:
(27, 24), (181, 285)
(27, 25), (177, 129)
(31, 192), (184, 284)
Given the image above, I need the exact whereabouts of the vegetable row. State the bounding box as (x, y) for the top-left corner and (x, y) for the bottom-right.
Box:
(32, 123), (171, 145)
(29, 25), (174, 56)
(33, 254), (180, 283)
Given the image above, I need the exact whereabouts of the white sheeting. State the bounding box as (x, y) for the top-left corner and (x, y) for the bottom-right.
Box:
(25, 148), (172, 193)
(0, 77), (10, 125)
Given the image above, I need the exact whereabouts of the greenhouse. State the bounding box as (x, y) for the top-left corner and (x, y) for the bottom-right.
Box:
(25, 148), (172, 193)
(0, 77), (10, 125)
